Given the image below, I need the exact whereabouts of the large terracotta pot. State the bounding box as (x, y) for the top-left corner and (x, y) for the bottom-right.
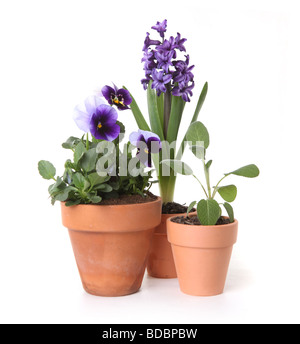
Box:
(167, 217), (238, 296)
(147, 212), (196, 279)
(61, 197), (161, 297)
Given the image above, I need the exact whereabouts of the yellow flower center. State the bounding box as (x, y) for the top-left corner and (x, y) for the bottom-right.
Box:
(98, 123), (102, 129)
(144, 148), (149, 154)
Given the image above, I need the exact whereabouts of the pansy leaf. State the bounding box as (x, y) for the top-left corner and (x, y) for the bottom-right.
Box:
(217, 184), (237, 202)
(223, 202), (235, 223)
(197, 199), (220, 226)
(225, 164), (260, 178)
(65, 199), (81, 207)
(38, 160), (56, 180)
(88, 173), (110, 188)
(87, 194), (102, 204)
(80, 148), (98, 172)
(62, 136), (80, 150)
(161, 159), (193, 175)
(189, 144), (206, 160)
(73, 173), (90, 191)
(74, 142), (86, 165)
(186, 121), (210, 150)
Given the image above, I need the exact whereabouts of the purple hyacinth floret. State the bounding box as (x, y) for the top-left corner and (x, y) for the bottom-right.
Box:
(151, 19), (167, 38)
(141, 20), (195, 102)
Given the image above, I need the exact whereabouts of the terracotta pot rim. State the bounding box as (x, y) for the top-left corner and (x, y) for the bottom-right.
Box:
(61, 196), (161, 209)
(167, 217), (238, 249)
(166, 216), (238, 229)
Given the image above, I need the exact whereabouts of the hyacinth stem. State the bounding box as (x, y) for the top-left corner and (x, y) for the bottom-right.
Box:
(159, 174), (176, 203)
(163, 83), (172, 139)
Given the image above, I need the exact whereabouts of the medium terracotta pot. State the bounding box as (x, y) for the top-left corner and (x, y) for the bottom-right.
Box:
(61, 197), (161, 297)
(147, 212), (196, 279)
(167, 217), (238, 296)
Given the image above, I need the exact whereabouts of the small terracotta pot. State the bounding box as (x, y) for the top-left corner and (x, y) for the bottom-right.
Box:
(147, 212), (196, 279)
(167, 217), (238, 296)
(61, 197), (161, 297)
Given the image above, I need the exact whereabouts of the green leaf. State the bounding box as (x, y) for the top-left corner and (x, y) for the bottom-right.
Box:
(88, 173), (110, 188)
(54, 186), (75, 202)
(156, 93), (164, 129)
(223, 202), (235, 223)
(217, 184), (237, 202)
(80, 148), (98, 172)
(197, 199), (221, 226)
(95, 184), (113, 193)
(187, 201), (197, 217)
(176, 82), (208, 160)
(65, 199), (81, 207)
(186, 121), (210, 150)
(206, 160), (213, 169)
(38, 160), (56, 180)
(147, 81), (165, 140)
(73, 173), (90, 191)
(74, 142), (86, 165)
(189, 144), (206, 160)
(123, 86), (150, 131)
(62, 136), (80, 149)
(166, 95), (186, 143)
(87, 194), (102, 204)
(225, 164), (260, 178)
(161, 159), (193, 175)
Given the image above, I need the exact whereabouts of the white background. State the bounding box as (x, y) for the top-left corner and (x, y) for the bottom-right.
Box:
(0, 0), (299, 324)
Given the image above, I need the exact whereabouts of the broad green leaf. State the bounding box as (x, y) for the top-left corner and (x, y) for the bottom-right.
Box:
(225, 164), (260, 178)
(38, 160), (56, 180)
(95, 184), (113, 193)
(223, 202), (235, 223)
(54, 186), (75, 202)
(161, 159), (193, 175)
(176, 82), (208, 160)
(147, 81), (165, 140)
(48, 177), (64, 195)
(80, 148), (98, 172)
(65, 199), (81, 207)
(87, 194), (102, 204)
(217, 184), (237, 202)
(73, 173), (90, 191)
(74, 141), (86, 165)
(88, 172), (110, 188)
(62, 136), (80, 149)
(197, 199), (221, 226)
(187, 201), (197, 217)
(166, 95), (186, 143)
(189, 144), (206, 160)
(186, 121), (210, 150)
(123, 86), (150, 131)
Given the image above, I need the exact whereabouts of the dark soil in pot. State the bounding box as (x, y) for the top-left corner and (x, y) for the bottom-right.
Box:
(171, 215), (231, 226)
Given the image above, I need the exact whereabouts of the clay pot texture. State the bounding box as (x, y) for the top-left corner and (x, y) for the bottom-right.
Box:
(147, 212), (196, 279)
(167, 218), (238, 296)
(61, 197), (161, 297)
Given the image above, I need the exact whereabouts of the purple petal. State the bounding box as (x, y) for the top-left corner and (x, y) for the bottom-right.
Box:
(116, 88), (132, 105)
(101, 85), (115, 104)
(129, 131), (144, 146)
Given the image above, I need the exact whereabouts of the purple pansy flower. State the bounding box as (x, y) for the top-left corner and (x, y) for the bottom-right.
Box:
(151, 69), (172, 96)
(101, 84), (132, 111)
(73, 95), (106, 132)
(129, 130), (162, 168)
(151, 19), (167, 38)
(89, 105), (120, 141)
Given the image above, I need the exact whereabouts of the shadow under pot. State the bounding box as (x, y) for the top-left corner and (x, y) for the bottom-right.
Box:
(61, 197), (161, 297)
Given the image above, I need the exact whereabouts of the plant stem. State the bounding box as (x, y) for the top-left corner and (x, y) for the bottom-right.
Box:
(163, 83), (172, 139)
(203, 160), (212, 198)
(211, 175), (228, 198)
(159, 174), (176, 203)
(86, 133), (89, 150)
(193, 175), (208, 198)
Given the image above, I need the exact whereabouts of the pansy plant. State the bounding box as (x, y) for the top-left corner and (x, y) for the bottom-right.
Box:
(162, 121), (260, 225)
(38, 90), (159, 206)
(124, 19), (209, 204)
